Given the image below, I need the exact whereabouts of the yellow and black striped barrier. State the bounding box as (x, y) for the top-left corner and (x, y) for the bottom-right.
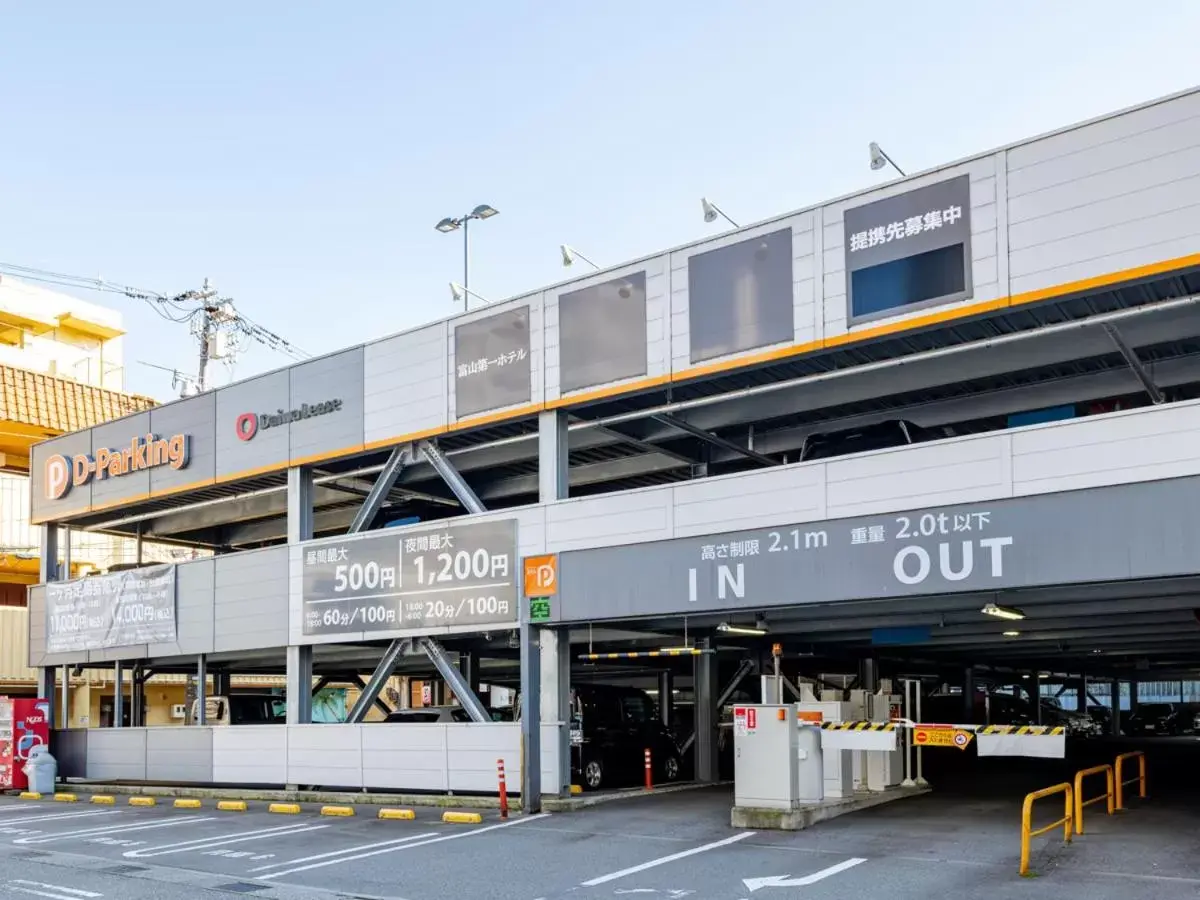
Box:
(819, 721), (897, 732)
(577, 649), (711, 660)
(979, 725), (1065, 736)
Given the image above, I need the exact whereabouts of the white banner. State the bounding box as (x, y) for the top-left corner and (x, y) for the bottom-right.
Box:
(976, 733), (1065, 759)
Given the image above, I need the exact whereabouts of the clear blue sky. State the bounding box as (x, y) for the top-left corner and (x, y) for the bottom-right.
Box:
(4, 1), (1198, 398)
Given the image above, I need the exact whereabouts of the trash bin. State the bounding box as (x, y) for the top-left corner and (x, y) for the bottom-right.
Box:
(23, 746), (57, 795)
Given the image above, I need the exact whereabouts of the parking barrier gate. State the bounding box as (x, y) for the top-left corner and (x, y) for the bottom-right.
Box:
(1115, 751), (1147, 810)
(1072, 764), (1113, 835)
(1020, 783), (1073, 877)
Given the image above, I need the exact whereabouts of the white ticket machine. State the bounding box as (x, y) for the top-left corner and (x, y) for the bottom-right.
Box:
(795, 700), (855, 799)
(733, 705), (823, 810)
(866, 689), (904, 791)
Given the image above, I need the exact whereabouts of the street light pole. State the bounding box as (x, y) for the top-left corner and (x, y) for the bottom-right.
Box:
(462, 216), (470, 299)
(435, 203), (499, 312)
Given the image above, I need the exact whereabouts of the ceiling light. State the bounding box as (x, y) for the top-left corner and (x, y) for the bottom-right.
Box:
(1003, 630), (1020, 637)
(981, 602), (1026, 621)
(1021, 674), (1030, 679)
(716, 622), (767, 636)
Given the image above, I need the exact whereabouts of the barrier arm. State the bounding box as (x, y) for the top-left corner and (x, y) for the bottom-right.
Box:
(1020, 783), (1073, 877)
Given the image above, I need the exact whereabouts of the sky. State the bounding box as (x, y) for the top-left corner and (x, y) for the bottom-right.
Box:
(3, 1), (1200, 398)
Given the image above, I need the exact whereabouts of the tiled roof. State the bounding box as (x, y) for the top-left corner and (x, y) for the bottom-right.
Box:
(0, 364), (156, 435)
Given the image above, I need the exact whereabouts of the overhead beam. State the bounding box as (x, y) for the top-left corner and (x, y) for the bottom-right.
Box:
(651, 414), (776, 467)
(590, 422), (698, 467)
(1102, 322), (1165, 404)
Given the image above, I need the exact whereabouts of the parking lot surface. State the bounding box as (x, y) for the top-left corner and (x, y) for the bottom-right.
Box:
(0, 751), (1196, 900)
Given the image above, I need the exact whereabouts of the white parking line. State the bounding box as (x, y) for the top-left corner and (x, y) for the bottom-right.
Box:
(258, 814), (551, 880)
(14, 817), (215, 844)
(124, 823), (331, 858)
(247, 832), (439, 872)
(580, 833), (757, 887)
(0, 811), (120, 827)
(7, 882), (101, 900)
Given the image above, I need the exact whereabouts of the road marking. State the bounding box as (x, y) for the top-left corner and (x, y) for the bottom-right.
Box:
(581, 833), (757, 887)
(14, 817), (215, 844)
(258, 814), (551, 879)
(247, 833), (439, 873)
(742, 858), (867, 892)
(7, 882), (101, 900)
(125, 823), (331, 858)
(0, 811), (119, 826)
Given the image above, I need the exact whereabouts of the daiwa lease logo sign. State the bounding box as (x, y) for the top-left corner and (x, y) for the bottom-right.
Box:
(235, 398), (343, 442)
(44, 433), (190, 500)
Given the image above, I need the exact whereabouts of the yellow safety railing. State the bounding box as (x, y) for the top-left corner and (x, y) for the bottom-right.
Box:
(1115, 751), (1146, 810)
(1073, 764), (1114, 835)
(1020, 783), (1073, 877)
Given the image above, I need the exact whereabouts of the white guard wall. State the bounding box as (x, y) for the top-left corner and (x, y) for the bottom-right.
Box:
(77, 723), (561, 795)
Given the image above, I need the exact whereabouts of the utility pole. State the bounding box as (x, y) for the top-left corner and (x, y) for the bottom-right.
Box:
(193, 278), (219, 393)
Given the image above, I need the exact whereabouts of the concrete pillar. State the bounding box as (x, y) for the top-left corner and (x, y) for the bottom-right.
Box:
(196, 655), (208, 725)
(519, 623), (542, 812)
(538, 410), (569, 503)
(287, 466), (314, 544)
(539, 627), (571, 797)
(286, 645), (313, 724)
(695, 640), (719, 783)
(658, 670), (673, 728)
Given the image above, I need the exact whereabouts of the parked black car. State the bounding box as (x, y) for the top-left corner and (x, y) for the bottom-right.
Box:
(1124, 703), (1182, 736)
(571, 684), (683, 791)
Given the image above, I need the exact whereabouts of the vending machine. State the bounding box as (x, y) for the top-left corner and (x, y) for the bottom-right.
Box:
(0, 698), (51, 790)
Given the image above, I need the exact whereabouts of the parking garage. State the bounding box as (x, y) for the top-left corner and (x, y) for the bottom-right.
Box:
(20, 88), (1200, 828)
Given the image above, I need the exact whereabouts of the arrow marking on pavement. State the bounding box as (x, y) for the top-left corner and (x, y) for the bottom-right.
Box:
(743, 858), (867, 891)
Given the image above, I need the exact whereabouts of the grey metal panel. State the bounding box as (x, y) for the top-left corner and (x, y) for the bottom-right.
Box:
(453, 306), (532, 418)
(86, 729), (147, 780)
(27, 585), (45, 668)
(212, 725), (287, 784)
(363, 322), (447, 445)
(551, 474), (1200, 622)
(149, 392), (217, 494)
(687, 228), (794, 363)
(214, 369), (291, 480)
(558, 272), (648, 393)
(87, 644), (148, 663)
(213, 546), (289, 652)
(289, 347), (365, 463)
(146, 727), (213, 782)
(30, 431), (94, 522)
(148, 558), (215, 657)
(88, 412), (153, 507)
(51, 729), (88, 778)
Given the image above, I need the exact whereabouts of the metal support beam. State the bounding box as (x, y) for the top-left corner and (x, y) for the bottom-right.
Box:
(351, 674), (394, 718)
(62, 526), (71, 579)
(658, 670), (673, 728)
(651, 414), (776, 467)
(539, 627), (570, 797)
(61, 665), (71, 727)
(963, 666), (975, 722)
(346, 640), (407, 723)
(113, 660), (124, 728)
(592, 423), (696, 467)
(418, 440), (485, 514)
(288, 466), (315, 543)
(418, 637), (490, 723)
(458, 652), (481, 698)
(131, 665), (145, 727)
(286, 645), (313, 724)
(519, 624), (542, 811)
(38, 525), (59, 584)
(680, 657), (755, 754)
(196, 655), (208, 725)
(1103, 323), (1164, 404)
(347, 445), (410, 533)
(311, 676), (330, 695)
(693, 638), (718, 783)
(37, 668), (55, 729)
(539, 410), (569, 502)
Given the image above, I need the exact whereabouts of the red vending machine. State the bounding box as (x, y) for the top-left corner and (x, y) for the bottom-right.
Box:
(0, 698), (50, 790)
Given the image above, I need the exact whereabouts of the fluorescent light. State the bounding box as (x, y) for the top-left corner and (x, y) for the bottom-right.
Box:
(1003, 630), (1020, 637)
(716, 622), (767, 636)
(981, 602), (1025, 621)
(657, 646), (696, 653)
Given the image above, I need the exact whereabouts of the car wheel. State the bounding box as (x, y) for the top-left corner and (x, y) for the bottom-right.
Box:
(662, 755), (681, 782)
(583, 759), (604, 791)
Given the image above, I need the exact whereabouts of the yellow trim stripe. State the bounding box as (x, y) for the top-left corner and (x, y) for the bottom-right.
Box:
(33, 252), (1200, 525)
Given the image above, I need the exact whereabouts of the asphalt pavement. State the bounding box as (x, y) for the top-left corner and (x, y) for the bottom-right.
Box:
(0, 739), (1195, 900)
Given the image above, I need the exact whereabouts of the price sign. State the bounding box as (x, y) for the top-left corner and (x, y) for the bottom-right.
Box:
(301, 519), (518, 636)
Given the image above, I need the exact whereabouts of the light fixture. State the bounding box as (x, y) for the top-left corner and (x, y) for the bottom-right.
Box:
(435, 203), (501, 305)
(1021, 674), (1030, 680)
(716, 622), (768, 636)
(868, 141), (906, 176)
(435, 217), (460, 234)
(1003, 630), (1021, 637)
(471, 203), (499, 220)
(560, 244), (599, 269)
(657, 646), (699, 654)
(449, 282), (490, 307)
(700, 197), (739, 228)
(981, 602), (1026, 621)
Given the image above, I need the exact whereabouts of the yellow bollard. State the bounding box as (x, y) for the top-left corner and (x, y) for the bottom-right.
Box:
(1020, 783), (1073, 877)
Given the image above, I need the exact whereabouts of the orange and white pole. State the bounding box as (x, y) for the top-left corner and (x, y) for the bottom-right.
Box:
(643, 748), (653, 790)
(497, 758), (508, 819)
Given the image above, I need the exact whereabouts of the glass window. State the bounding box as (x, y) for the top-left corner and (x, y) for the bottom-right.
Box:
(450, 708), (473, 723)
(850, 243), (966, 319)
